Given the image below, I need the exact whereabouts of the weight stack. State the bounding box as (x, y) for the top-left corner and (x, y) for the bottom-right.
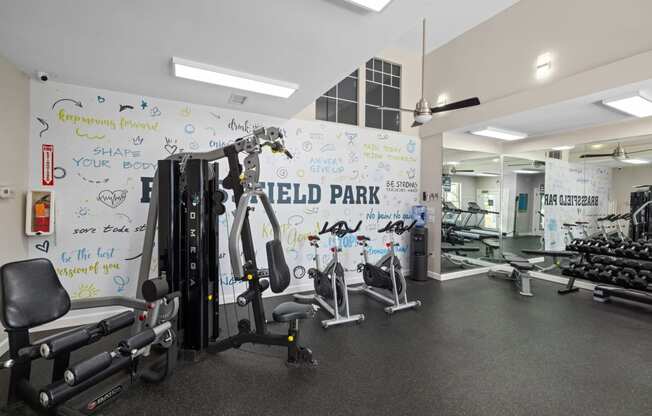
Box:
(409, 227), (429, 281)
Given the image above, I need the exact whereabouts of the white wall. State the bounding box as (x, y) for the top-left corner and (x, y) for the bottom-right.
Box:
(420, 134), (443, 275)
(450, 175), (476, 208)
(0, 55), (29, 265)
(420, 0), (652, 137)
(294, 47), (422, 135)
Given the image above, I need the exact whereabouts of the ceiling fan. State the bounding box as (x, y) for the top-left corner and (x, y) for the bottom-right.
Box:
(443, 166), (474, 175)
(382, 19), (481, 128)
(579, 143), (652, 160)
(508, 160), (545, 168)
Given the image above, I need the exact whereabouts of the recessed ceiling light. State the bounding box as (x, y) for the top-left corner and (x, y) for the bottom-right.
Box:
(535, 52), (553, 80)
(470, 127), (528, 141)
(342, 0), (393, 12)
(514, 169), (541, 174)
(552, 145), (575, 151)
(591, 144), (605, 149)
(622, 159), (650, 165)
(172, 57), (298, 98)
(603, 94), (652, 118)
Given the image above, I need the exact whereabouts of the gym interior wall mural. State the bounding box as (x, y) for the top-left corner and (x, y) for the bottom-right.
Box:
(28, 81), (421, 301)
(544, 158), (610, 250)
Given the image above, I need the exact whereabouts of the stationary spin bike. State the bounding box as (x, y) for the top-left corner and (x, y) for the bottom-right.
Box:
(351, 220), (422, 314)
(295, 220), (365, 328)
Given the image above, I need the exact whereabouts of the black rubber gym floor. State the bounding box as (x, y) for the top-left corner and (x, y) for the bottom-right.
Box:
(3, 276), (652, 415)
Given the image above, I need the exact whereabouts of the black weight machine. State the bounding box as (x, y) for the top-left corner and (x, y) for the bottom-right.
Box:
(0, 258), (180, 415)
(138, 126), (316, 366)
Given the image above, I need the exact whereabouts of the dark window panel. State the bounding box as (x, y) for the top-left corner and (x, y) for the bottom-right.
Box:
(374, 59), (383, 71)
(316, 97), (328, 121)
(366, 59), (374, 69)
(365, 105), (381, 129)
(323, 86), (336, 97)
(383, 85), (400, 109)
(338, 77), (358, 102)
(391, 76), (400, 88)
(382, 109), (400, 131)
(383, 62), (392, 73)
(350, 69), (359, 78)
(375, 71), (384, 83)
(366, 69), (373, 81)
(338, 100), (358, 125)
(383, 73), (392, 85)
(392, 64), (401, 76)
(316, 97), (337, 122)
(366, 81), (382, 107)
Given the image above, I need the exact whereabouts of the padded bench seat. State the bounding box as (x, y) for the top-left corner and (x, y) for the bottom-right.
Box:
(272, 302), (315, 322)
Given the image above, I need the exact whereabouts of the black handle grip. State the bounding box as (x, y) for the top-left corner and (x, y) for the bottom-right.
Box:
(64, 352), (113, 386)
(119, 329), (156, 353)
(378, 221), (394, 233)
(99, 311), (135, 335)
(319, 221), (330, 235)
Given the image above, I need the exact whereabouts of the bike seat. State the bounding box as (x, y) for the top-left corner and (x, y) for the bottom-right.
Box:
(307, 235), (320, 241)
(575, 221), (589, 225)
(272, 302), (315, 322)
(357, 235), (370, 241)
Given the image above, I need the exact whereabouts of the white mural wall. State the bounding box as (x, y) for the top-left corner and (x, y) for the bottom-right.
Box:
(544, 158), (610, 250)
(28, 81), (420, 301)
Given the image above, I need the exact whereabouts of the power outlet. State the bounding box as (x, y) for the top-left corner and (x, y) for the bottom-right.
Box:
(0, 186), (16, 199)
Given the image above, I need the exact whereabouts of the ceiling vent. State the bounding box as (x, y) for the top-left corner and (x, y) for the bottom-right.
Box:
(228, 94), (248, 105)
(547, 150), (562, 160)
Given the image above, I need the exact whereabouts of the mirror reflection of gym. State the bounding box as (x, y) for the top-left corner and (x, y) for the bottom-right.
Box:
(440, 149), (503, 273)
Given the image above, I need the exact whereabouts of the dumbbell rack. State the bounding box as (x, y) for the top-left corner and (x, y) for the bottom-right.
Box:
(565, 240), (652, 307)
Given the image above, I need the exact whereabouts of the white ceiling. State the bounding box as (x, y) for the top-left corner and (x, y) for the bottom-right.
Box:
(0, 0), (516, 118)
(389, 0), (519, 53)
(455, 78), (652, 138)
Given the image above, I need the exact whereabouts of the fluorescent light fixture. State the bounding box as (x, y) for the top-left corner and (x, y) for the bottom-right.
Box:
(591, 144), (605, 149)
(470, 127), (528, 141)
(536, 52), (553, 80)
(342, 0), (393, 12)
(445, 161), (460, 166)
(552, 145), (575, 151)
(492, 158), (500, 163)
(514, 169), (541, 174)
(172, 57), (298, 98)
(603, 94), (652, 118)
(622, 159), (650, 165)
(475, 172), (500, 177)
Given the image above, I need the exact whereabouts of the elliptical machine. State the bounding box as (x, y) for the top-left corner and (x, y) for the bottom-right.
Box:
(294, 220), (365, 328)
(351, 220), (422, 314)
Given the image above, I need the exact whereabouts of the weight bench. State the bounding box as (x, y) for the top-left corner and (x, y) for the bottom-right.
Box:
(489, 253), (534, 296)
(481, 238), (501, 258)
(521, 249), (582, 295)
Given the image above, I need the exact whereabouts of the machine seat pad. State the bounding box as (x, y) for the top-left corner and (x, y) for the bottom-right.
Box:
(266, 240), (291, 293)
(0, 258), (71, 330)
(510, 261), (535, 271)
(502, 252), (525, 262)
(272, 302), (314, 322)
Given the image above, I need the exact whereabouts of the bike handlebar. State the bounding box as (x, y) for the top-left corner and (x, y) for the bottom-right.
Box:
(319, 220), (362, 237)
(377, 220), (418, 235)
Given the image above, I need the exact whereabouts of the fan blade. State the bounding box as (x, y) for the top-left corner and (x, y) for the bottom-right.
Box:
(626, 148), (652, 155)
(378, 107), (415, 113)
(411, 120), (423, 128)
(579, 153), (613, 158)
(431, 97), (480, 114)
